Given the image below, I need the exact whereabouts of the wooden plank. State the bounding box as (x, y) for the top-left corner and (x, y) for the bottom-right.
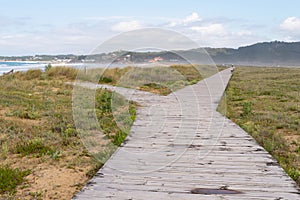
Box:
(73, 69), (300, 199)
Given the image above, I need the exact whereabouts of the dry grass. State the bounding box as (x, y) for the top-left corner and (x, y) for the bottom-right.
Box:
(0, 67), (135, 199)
(78, 64), (221, 95)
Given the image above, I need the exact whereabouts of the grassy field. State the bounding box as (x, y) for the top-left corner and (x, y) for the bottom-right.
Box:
(0, 67), (136, 199)
(218, 66), (300, 185)
(90, 64), (220, 95)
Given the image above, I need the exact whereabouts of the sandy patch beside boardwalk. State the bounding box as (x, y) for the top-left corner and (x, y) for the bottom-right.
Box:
(2, 153), (93, 199)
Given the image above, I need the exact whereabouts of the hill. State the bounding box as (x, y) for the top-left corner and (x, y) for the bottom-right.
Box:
(1, 41), (300, 66)
(88, 41), (300, 66)
(206, 41), (300, 66)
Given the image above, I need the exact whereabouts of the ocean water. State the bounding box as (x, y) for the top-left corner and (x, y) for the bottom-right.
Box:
(0, 61), (48, 75)
(0, 61), (177, 75)
(0, 62), (96, 75)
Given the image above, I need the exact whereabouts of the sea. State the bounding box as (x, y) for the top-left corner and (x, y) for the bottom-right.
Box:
(0, 61), (92, 75)
(0, 61), (167, 75)
(0, 61), (49, 75)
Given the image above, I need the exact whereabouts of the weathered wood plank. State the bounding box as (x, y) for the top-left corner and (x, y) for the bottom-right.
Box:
(73, 69), (300, 199)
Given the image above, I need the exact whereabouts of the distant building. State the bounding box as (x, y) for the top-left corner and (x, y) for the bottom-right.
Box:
(149, 56), (163, 63)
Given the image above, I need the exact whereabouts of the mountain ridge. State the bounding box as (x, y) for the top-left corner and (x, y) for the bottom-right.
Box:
(1, 41), (300, 66)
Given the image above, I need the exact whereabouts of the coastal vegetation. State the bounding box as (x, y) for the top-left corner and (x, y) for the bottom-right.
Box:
(94, 64), (219, 95)
(0, 67), (136, 199)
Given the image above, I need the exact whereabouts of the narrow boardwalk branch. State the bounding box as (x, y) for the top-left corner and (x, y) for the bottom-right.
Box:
(74, 69), (300, 199)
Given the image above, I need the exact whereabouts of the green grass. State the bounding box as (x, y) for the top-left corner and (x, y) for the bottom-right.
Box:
(80, 64), (222, 95)
(95, 89), (136, 147)
(139, 82), (172, 95)
(46, 66), (78, 80)
(9, 107), (40, 120)
(14, 138), (54, 157)
(218, 66), (300, 185)
(0, 166), (30, 194)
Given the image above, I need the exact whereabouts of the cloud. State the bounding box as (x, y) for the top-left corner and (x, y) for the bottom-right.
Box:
(111, 20), (143, 32)
(85, 16), (132, 21)
(0, 20), (114, 55)
(278, 17), (300, 40)
(92, 28), (199, 53)
(165, 13), (259, 48)
(236, 30), (252, 36)
(168, 12), (202, 27)
(0, 15), (30, 28)
(183, 12), (201, 23)
(0, 12), (270, 55)
(163, 14), (261, 48)
(190, 24), (227, 36)
(280, 17), (300, 32)
(184, 21), (263, 48)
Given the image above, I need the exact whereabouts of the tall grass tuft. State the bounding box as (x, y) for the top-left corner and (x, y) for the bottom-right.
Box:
(0, 166), (30, 194)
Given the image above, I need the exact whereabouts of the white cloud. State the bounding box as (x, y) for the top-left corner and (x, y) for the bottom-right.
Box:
(0, 12), (270, 55)
(183, 12), (201, 23)
(185, 22), (263, 48)
(85, 16), (132, 21)
(187, 24), (228, 47)
(280, 17), (300, 32)
(190, 24), (227, 36)
(93, 28), (199, 54)
(278, 17), (300, 40)
(168, 12), (201, 27)
(111, 20), (143, 32)
(236, 30), (252, 36)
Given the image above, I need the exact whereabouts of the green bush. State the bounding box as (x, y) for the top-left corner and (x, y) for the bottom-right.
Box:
(46, 67), (78, 80)
(241, 101), (252, 116)
(45, 63), (52, 71)
(12, 109), (39, 120)
(112, 130), (127, 146)
(14, 139), (54, 157)
(0, 166), (30, 194)
(287, 168), (300, 182)
(99, 76), (113, 83)
(23, 69), (42, 80)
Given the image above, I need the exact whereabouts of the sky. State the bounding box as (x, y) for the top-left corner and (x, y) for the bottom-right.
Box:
(1, 0), (300, 55)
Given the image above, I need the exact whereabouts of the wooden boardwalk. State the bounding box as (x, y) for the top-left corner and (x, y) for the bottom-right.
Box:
(73, 69), (300, 200)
